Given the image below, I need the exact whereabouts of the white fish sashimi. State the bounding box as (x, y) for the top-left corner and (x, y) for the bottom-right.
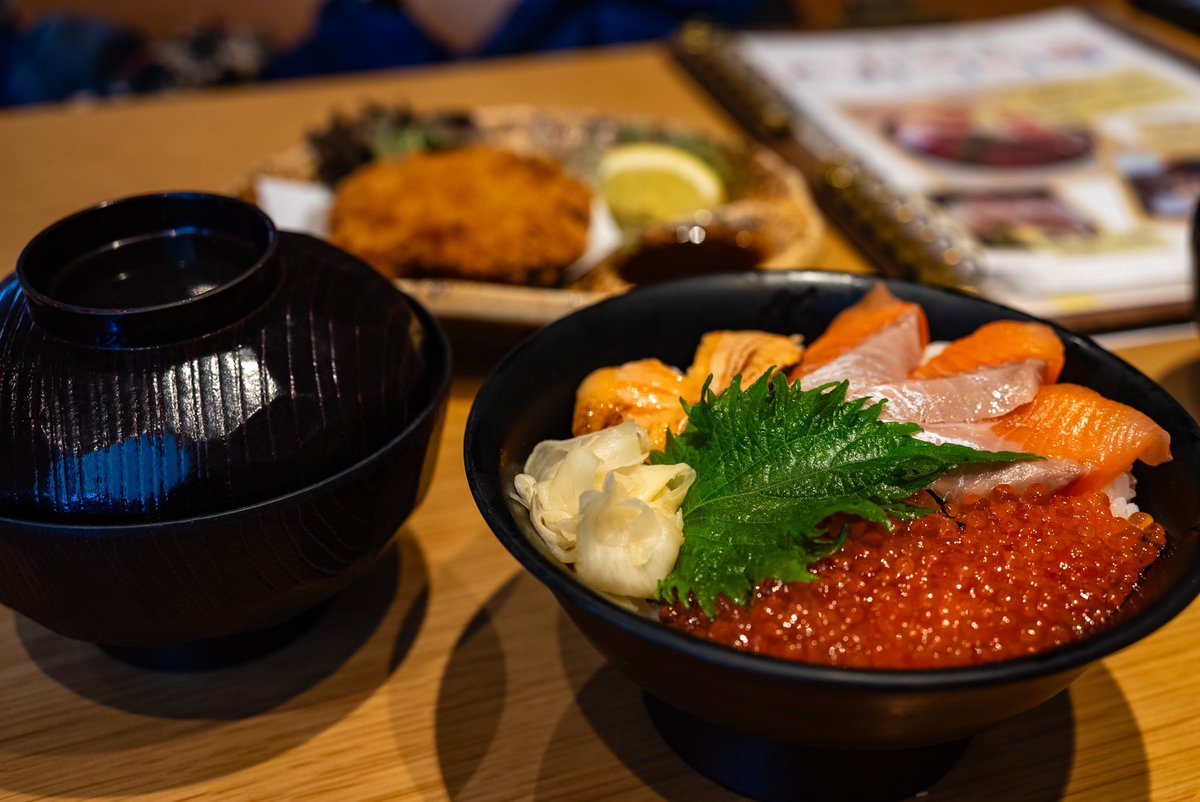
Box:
(917, 421), (1085, 503)
(799, 311), (924, 395)
(914, 422), (1011, 450)
(930, 457), (1083, 502)
(865, 361), (1045, 424)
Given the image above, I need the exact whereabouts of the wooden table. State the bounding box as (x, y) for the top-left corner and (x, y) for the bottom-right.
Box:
(1, 27), (1200, 802)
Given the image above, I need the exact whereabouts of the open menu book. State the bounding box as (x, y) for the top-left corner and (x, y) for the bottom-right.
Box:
(677, 8), (1200, 330)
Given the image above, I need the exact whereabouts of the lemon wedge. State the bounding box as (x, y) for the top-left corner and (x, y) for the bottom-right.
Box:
(598, 142), (726, 226)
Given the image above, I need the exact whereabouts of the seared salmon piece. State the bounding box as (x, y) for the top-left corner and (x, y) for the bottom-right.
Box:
(687, 330), (803, 393)
(573, 359), (697, 451)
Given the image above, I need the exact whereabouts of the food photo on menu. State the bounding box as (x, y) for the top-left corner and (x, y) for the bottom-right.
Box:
(729, 6), (1200, 324)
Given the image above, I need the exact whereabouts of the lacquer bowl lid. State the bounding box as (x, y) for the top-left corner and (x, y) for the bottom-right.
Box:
(1, 192), (437, 522)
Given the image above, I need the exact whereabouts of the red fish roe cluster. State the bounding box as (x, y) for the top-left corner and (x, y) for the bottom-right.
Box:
(660, 485), (1165, 668)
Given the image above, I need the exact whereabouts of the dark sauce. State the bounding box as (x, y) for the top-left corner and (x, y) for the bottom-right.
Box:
(616, 229), (764, 286)
(45, 228), (260, 309)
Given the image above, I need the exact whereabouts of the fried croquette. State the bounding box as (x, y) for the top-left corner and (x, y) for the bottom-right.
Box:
(329, 146), (591, 286)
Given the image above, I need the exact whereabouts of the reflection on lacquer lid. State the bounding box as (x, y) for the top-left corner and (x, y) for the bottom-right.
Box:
(1, 192), (433, 522)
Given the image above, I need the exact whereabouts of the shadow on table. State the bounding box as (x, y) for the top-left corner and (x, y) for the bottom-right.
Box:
(921, 663), (1149, 802)
(433, 578), (519, 800)
(429, 571), (1149, 801)
(431, 572), (737, 800)
(0, 531), (430, 797)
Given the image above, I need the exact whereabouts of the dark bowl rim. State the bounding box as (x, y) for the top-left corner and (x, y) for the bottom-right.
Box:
(0, 283), (453, 533)
(464, 269), (1200, 693)
(15, 191), (278, 318)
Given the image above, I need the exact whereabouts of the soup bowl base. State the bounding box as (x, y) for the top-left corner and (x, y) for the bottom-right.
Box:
(96, 599), (332, 672)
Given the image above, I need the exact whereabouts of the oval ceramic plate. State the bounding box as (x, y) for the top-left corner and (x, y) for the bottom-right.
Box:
(243, 105), (824, 326)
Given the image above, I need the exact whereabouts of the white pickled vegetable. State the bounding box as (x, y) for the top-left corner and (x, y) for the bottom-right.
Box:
(512, 421), (694, 598)
(574, 463), (695, 597)
(512, 421), (651, 561)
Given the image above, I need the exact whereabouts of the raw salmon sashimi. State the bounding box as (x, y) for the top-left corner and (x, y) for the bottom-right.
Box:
(990, 383), (1172, 495)
(790, 284), (929, 392)
(686, 330), (804, 394)
(573, 359), (696, 451)
(912, 320), (1065, 384)
(797, 283), (929, 374)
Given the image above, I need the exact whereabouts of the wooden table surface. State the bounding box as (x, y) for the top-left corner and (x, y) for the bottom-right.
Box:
(1, 22), (1200, 802)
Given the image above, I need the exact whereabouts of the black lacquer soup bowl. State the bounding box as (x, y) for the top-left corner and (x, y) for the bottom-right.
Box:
(464, 271), (1200, 752)
(0, 193), (450, 646)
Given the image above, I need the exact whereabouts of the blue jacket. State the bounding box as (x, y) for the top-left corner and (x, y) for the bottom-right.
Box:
(263, 0), (755, 79)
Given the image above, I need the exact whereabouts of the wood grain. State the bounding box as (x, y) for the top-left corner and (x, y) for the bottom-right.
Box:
(0, 31), (1198, 802)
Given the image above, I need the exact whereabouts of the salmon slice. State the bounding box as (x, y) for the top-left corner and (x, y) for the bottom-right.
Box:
(990, 383), (1171, 494)
(573, 359), (697, 451)
(867, 361), (1044, 424)
(687, 330), (804, 393)
(912, 320), (1064, 384)
(791, 283), (929, 380)
(797, 311), (926, 393)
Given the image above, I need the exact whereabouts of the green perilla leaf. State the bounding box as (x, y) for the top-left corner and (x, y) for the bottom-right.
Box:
(652, 372), (1037, 616)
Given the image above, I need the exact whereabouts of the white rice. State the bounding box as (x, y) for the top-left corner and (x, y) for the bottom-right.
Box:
(1102, 472), (1139, 519)
(918, 341), (949, 366)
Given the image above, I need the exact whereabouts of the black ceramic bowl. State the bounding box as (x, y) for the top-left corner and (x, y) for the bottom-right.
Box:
(0, 193), (450, 646)
(465, 271), (1200, 753)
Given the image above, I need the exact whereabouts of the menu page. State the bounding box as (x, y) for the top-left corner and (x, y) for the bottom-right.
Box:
(737, 9), (1200, 319)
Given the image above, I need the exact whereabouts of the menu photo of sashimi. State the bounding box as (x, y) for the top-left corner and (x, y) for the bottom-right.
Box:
(735, 8), (1200, 322)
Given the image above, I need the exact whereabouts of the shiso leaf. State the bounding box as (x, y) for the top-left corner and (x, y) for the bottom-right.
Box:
(651, 373), (1038, 616)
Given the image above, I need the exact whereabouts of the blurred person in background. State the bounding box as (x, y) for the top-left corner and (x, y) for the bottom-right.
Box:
(265, 0), (764, 78)
(0, 0), (270, 105)
(0, 0), (774, 105)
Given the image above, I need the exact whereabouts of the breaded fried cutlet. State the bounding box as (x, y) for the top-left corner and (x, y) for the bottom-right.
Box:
(329, 146), (591, 286)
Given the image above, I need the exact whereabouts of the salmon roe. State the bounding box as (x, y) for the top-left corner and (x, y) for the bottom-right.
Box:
(660, 484), (1166, 668)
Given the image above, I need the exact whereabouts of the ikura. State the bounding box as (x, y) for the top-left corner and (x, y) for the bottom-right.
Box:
(660, 484), (1165, 669)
